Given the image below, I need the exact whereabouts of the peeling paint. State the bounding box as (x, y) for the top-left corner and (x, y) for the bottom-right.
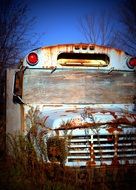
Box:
(8, 43), (136, 167)
(23, 43), (134, 71)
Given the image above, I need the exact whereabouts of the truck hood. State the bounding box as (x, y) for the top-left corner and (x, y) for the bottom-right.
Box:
(38, 106), (136, 130)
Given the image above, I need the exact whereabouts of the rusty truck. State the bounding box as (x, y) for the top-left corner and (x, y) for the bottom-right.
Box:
(6, 43), (136, 166)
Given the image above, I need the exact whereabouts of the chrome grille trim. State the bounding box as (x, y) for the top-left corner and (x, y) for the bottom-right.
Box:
(58, 126), (136, 166)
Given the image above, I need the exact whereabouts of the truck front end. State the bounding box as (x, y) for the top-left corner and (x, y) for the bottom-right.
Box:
(10, 43), (136, 166)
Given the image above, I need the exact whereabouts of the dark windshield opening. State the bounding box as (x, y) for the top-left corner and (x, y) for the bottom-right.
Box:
(57, 53), (110, 67)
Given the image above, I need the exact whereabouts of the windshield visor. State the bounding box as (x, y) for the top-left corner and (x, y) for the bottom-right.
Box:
(23, 69), (136, 104)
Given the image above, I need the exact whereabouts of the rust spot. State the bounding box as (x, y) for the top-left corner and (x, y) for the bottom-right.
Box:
(109, 111), (118, 120)
(43, 105), (63, 107)
(114, 144), (118, 149)
(107, 127), (122, 134)
(111, 114), (136, 125)
(60, 115), (136, 130)
(39, 43), (126, 69)
(41, 43), (124, 55)
(86, 160), (96, 167)
(65, 110), (77, 113)
(59, 110), (136, 130)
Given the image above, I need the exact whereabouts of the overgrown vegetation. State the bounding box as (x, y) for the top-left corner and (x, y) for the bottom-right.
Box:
(25, 106), (68, 164)
(0, 119), (5, 159)
(4, 132), (73, 190)
(1, 106), (135, 189)
(1, 132), (136, 190)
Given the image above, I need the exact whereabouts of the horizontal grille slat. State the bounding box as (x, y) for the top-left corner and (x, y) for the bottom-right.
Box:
(67, 156), (90, 159)
(65, 127), (136, 166)
(69, 150), (116, 153)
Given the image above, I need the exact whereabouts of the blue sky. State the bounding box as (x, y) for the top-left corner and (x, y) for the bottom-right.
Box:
(28, 0), (122, 47)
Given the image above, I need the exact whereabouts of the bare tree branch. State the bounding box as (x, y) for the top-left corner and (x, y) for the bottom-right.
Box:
(0, 0), (42, 98)
(115, 0), (136, 55)
(0, 0), (37, 70)
(79, 12), (116, 46)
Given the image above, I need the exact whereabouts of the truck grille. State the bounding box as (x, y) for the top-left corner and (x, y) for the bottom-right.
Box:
(65, 127), (136, 166)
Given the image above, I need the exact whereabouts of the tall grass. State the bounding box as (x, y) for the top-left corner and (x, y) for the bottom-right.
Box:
(1, 106), (135, 190)
(4, 132), (76, 190)
(0, 119), (6, 159)
(1, 132), (135, 190)
(5, 132), (75, 190)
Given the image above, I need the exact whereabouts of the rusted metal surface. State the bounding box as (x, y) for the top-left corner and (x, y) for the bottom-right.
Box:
(23, 70), (136, 104)
(6, 43), (136, 166)
(22, 43), (134, 71)
(52, 108), (136, 130)
(23, 103), (136, 166)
